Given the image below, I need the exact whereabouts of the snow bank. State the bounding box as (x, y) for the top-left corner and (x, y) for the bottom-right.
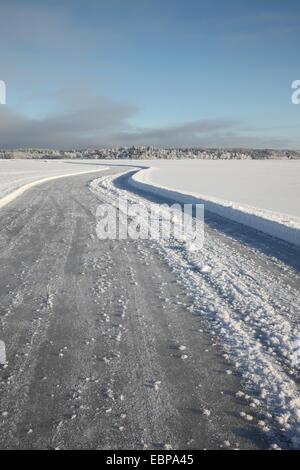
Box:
(130, 167), (300, 247)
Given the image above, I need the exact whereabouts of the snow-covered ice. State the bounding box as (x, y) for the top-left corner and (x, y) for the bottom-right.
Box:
(132, 160), (300, 218)
(130, 161), (300, 246)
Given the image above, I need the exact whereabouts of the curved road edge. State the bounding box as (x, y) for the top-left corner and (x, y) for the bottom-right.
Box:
(0, 167), (108, 211)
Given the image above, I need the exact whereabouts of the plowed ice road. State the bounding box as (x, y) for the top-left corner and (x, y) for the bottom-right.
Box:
(0, 167), (299, 450)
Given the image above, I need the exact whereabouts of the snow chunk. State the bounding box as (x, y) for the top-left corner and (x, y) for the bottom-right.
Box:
(201, 265), (212, 273)
(0, 340), (6, 365)
(164, 444), (172, 450)
(185, 241), (199, 253)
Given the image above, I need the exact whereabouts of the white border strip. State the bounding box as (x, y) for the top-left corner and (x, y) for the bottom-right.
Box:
(0, 168), (107, 210)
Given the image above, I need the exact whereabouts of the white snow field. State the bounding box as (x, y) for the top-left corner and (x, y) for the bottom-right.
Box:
(130, 160), (300, 247)
(0, 159), (107, 206)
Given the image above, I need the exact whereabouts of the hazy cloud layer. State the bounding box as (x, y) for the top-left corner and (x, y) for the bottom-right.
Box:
(0, 98), (291, 149)
(110, 120), (240, 147)
(0, 93), (136, 148)
(0, 74), (293, 150)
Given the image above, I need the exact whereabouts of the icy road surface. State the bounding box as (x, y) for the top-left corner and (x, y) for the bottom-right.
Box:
(0, 167), (299, 449)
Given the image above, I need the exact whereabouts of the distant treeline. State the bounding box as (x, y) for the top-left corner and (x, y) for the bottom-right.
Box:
(0, 146), (299, 160)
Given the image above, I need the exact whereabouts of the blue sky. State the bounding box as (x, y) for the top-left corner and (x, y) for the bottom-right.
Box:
(0, 0), (299, 148)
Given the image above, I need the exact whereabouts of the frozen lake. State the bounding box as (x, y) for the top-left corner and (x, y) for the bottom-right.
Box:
(134, 160), (300, 218)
